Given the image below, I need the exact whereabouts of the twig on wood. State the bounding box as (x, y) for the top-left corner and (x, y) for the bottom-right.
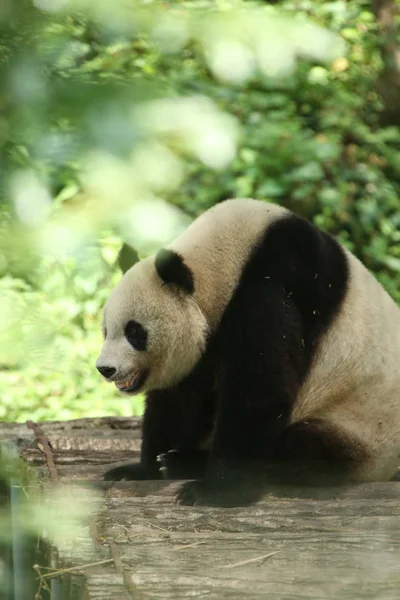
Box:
(36, 558), (114, 580)
(110, 541), (145, 599)
(222, 551), (280, 569)
(142, 519), (171, 534)
(89, 516), (103, 546)
(26, 421), (59, 483)
(173, 541), (207, 551)
(33, 564), (55, 599)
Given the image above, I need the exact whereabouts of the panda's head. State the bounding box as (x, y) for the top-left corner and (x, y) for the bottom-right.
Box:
(96, 249), (208, 394)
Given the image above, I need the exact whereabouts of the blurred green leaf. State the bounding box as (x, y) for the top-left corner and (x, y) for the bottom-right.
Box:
(117, 243), (139, 274)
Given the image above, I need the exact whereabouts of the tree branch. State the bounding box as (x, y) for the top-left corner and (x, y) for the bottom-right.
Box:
(372, 0), (400, 125)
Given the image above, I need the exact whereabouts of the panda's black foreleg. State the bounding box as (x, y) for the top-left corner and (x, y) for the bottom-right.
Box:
(103, 394), (174, 481)
(104, 386), (213, 481)
(176, 281), (306, 506)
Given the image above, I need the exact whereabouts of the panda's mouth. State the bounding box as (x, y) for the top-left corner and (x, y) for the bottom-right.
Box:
(115, 370), (148, 394)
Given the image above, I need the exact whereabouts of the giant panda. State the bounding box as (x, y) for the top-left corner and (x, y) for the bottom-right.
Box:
(96, 198), (400, 506)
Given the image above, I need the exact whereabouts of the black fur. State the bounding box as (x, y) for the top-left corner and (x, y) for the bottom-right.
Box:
(104, 347), (216, 481)
(125, 320), (147, 351)
(104, 213), (363, 505)
(155, 248), (194, 293)
(274, 418), (369, 484)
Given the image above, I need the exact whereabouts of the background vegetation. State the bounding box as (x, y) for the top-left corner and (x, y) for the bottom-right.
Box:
(1, 0), (399, 422)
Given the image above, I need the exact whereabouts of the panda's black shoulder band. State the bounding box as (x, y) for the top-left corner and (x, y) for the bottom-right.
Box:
(155, 249), (195, 294)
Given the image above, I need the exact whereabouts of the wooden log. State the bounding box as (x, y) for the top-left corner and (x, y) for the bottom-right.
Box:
(3, 416), (400, 600)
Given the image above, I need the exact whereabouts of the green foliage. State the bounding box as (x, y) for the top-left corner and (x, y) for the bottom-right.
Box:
(0, 0), (399, 422)
(163, 1), (400, 302)
(0, 232), (144, 421)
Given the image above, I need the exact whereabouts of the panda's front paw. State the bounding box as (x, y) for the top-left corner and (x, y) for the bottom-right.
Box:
(103, 462), (160, 481)
(157, 449), (208, 480)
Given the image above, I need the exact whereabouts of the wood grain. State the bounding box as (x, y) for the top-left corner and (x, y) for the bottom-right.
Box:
(2, 416), (399, 599)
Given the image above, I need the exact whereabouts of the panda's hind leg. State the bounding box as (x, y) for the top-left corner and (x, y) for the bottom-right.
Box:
(272, 417), (369, 486)
(175, 420), (368, 506)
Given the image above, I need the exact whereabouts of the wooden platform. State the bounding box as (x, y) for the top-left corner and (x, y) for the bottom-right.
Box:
(2, 417), (400, 599)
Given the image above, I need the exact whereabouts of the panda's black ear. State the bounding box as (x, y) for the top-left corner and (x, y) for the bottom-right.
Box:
(155, 249), (194, 294)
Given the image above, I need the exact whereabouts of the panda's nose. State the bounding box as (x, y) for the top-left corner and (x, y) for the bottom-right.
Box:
(97, 365), (116, 379)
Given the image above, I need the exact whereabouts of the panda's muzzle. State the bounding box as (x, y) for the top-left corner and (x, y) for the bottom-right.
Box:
(114, 370), (148, 394)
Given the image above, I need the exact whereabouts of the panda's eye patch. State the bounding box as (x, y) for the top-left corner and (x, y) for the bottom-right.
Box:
(125, 320), (147, 351)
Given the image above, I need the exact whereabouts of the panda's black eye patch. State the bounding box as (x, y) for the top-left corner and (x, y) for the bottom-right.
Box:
(125, 320), (147, 351)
